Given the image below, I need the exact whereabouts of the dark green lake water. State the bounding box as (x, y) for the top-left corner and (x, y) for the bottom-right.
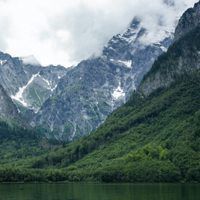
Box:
(0, 183), (199, 200)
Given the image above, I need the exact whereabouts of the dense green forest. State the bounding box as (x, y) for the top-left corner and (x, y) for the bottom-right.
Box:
(32, 73), (200, 182)
(0, 120), (63, 168)
(0, 73), (199, 182)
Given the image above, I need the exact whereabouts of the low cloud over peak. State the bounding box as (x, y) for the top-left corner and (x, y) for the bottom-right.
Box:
(0, 0), (197, 67)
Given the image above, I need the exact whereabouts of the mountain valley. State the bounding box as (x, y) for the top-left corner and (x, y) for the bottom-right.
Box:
(0, 0), (199, 183)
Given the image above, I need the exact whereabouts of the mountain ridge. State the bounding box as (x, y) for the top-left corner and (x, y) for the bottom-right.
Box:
(140, 0), (200, 96)
(0, 1), (196, 141)
(25, 4), (200, 181)
(0, 0), (199, 183)
(32, 17), (172, 140)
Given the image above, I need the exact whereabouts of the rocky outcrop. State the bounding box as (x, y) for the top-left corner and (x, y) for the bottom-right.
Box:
(0, 84), (20, 121)
(32, 57), (132, 140)
(140, 1), (200, 96)
(103, 18), (172, 88)
(0, 52), (68, 112)
(175, 0), (200, 40)
(32, 18), (172, 140)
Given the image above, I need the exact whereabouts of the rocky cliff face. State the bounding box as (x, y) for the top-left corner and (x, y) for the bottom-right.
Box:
(0, 52), (38, 96)
(0, 1), (197, 141)
(103, 18), (172, 88)
(32, 57), (132, 140)
(140, 1), (200, 96)
(32, 18), (172, 140)
(0, 52), (68, 113)
(12, 65), (68, 113)
(175, 0), (200, 40)
(3, 2), (192, 140)
(0, 84), (20, 121)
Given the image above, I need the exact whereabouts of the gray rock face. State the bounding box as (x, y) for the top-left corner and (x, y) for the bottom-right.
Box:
(139, 1), (200, 96)
(175, 0), (200, 40)
(0, 52), (68, 113)
(0, 84), (20, 121)
(0, 2), (196, 141)
(32, 57), (132, 140)
(0, 13), (177, 141)
(12, 65), (68, 113)
(103, 18), (172, 88)
(32, 18), (172, 140)
(0, 52), (38, 96)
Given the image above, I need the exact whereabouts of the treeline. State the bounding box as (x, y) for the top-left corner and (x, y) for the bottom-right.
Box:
(0, 168), (67, 182)
(0, 74), (199, 183)
(11, 74), (199, 183)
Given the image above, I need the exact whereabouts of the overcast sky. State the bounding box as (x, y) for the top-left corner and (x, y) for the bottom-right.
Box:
(0, 0), (197, 67)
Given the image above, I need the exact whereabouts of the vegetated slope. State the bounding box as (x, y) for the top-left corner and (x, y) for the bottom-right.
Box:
(0, 116), (66, 182)
(1, 72), (199, 182)
(0, 81), (54, 167)
(0, 85), (56, 168)
(26, 15), (200, 182)
(0, 120), (45, 166)
(0, 1), (200, 183)
(28, 74), (200, 183)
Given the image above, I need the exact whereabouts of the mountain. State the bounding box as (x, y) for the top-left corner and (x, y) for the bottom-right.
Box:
(32, 18), (172, 140)
(0, 52), (68, 113)
(34, 74), (199, 183)
(13, 1), (199, 183)
(12, 65), (69, 114)
(102, 17), (172, 87)
(0, 82), (46, 166)
(175, 0), (200, 40)
(21, 55), (40, 66)
(0, 84), (20, 121)
(0, 111), (55, 172)
(140, 27), (200, 96)
(2, 72), (200, 182)
(0, 1), (199, 183)
(0, 75), (59, 171)
(0, 2), (193, 141)
(0, 52), (38, 96)
(140, 1), (200, 96)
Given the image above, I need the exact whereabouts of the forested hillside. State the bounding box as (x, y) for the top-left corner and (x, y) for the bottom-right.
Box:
(29, 74), (200, 182)
(1, 72), (199, 182)
(0, 0), (200, 183)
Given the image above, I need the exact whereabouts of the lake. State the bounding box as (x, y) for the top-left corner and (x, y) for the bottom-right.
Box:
(0, 183), (199, 200)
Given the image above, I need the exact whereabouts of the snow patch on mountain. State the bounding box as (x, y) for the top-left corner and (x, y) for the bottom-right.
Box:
(112, 85), (125, 100)
(39, 76), (53, 89)
(109, 59), (132, 68)
(118, 60), (132, 68)
(39, 75), (58, 92)
(0, 60), (7, 65)
(123, 25), (142, 43)
(11, 73), (40, 107)
(51, 84), (57, 92)
(139, 29), (173, 46)
(11, 72), (59, 109)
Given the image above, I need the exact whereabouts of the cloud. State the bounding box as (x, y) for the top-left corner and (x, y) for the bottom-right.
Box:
(0, 0), (197, 67)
